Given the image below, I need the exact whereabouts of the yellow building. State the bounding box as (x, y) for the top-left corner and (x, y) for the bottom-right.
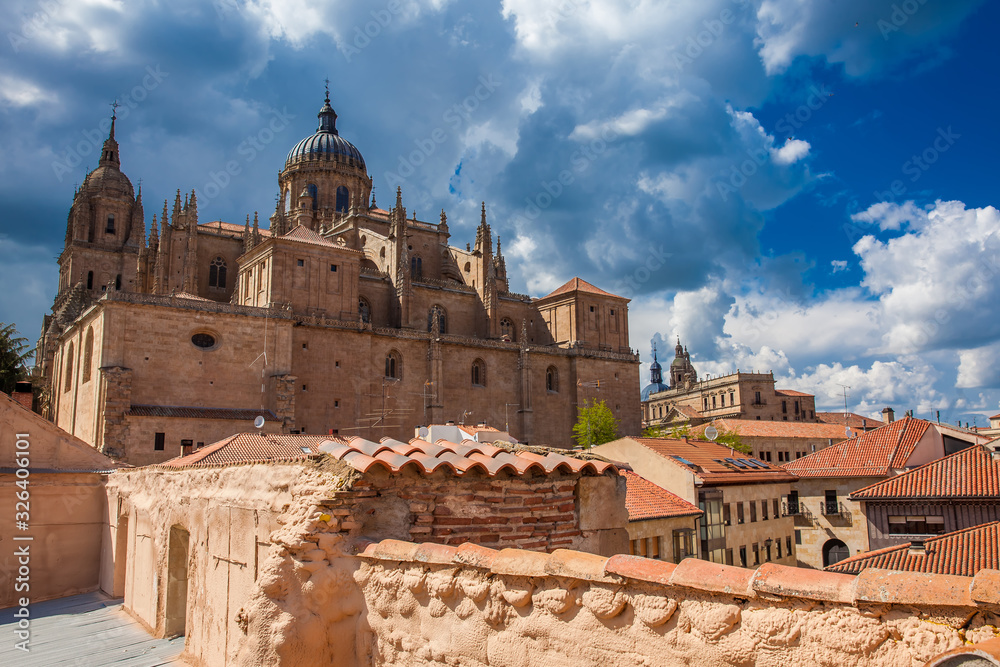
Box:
(34, 94), (640, 464)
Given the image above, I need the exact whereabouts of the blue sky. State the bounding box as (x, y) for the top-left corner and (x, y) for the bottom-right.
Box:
(1, 0), (998, 425)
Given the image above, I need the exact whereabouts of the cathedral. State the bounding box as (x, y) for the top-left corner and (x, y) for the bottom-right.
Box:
(34, 91), (641, 464)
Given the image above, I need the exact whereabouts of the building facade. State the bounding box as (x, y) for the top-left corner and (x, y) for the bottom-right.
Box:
(593, 436), (798, 568)
(641, 339), (818, 428)
(34, 95), (641, 463)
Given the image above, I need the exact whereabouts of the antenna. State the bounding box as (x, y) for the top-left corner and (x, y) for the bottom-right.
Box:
(505, 403), (519, 434)
(837, 383), (851, 437)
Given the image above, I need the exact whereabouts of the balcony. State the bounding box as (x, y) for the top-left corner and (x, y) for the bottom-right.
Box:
(822, 501), (851, 522)
(782, 501), (801, 516)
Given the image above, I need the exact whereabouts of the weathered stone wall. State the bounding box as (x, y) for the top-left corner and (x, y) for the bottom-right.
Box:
(355, 540), (1000, 667)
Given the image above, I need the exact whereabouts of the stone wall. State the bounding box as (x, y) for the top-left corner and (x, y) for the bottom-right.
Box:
(354, 540), (1000, 666)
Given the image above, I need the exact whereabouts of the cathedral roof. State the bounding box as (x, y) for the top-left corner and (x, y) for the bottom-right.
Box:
(540, 277), (623, 300)
(285, 93), (366, 170)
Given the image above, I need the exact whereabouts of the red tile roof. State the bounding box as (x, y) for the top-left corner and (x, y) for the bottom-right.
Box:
(281, 224), (338, 247)
(620, 470), (702, 521)
(825, 521), (1000, 576)
(692, 418), (849, 440)
(780, 417), (932, 478)
(321, 436), (619, 477)
(850, 443), (1000, 500)
(199, 220), (273, 237)
(816, 411), (881, 430)
(128, 405), (280, 421)
(160, 433), (333, 467)
(774, 389), (813, 397)
(627, 437), (797, 485)
(540, 277), (623, 300)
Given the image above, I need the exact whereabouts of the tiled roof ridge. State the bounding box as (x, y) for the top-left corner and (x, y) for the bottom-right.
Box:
(630, 436), (798, 483)
(359, 538), (1000, 610)
(850, 442), (996, 499)
(620, 469), (702, 520)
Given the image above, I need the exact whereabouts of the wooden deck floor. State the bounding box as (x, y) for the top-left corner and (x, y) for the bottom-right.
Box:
(0, 592), (184, 666)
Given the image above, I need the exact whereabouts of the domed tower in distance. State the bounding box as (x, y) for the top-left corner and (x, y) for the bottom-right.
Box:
(58, 109), (143, 297)
(276, 88), (371, 234)
(641, 343), (669, 401)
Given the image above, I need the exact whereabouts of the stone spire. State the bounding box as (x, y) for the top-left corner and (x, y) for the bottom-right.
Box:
(649, 342), (662, 385)
(149, 213), (159, 248)
(130, 184), (145, 247)
(99, 104), (121, 169)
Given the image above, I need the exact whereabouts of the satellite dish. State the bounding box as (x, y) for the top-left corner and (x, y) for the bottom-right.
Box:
(705, 425), (719, 441)
(254, 415), (266, 429)
(845, 427), (851, 438)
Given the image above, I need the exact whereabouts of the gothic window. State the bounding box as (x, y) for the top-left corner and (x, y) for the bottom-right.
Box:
(463, 262), (471, 273)
(336, 186), (349, 212)
(115, 274), (121, 290)
(359, 297), (371, 323)
(87, 271), (94, 290)
(500, 318), (515, 341)
(64, 343), (74, 393)
(284, 188), (291, 212)
(209, 257), (227, 289)
(385, 350), (401, 379)
(427, 305), (447, 334)
(106, 214), (115, 233)
(82, 328), (94, 384)
(410, 255), (423, 281)
(471, 359), (486, 386)
(307, 183), (318, 210)
(546, 366), (559, 393)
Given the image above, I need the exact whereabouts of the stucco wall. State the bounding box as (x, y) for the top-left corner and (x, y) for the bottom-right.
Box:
(791, 477), (877, 569)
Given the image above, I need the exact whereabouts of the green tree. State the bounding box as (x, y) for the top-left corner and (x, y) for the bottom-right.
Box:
(0, 323), (31, 395)
(714, 427), (750, 454)
(572, 399), (620, 448)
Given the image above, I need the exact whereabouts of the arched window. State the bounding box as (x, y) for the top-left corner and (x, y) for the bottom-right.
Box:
(471, 359), (486, 386)
(410, 256), (422, 281)
(64, 343), (74, 393)
(284, 189), (291, 212)
(427, 305), (447, 334)
(209, 257), (227, 289)
(500, 318), (515, 341)
(546, 366), (558, 393)
(822, 539), (849, 567)
(106, 214), (115, 233)
(358, 297), (371, 323)
(463, 262), (471, 273)
(82, 327), (94, 384)
(87, 271), (94, 290)
(307, 183), (318, 210)
(385, 350), (401, 379)
(336, 186), (349, 212)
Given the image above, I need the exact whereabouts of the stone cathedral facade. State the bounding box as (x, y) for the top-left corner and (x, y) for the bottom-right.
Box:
(34, 93), (641, 465)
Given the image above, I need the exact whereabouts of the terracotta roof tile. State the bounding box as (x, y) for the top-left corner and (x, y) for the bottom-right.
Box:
(160, 433), (336, 468)
(780, 417), (932, 478)
(128, 405), (280, 421)
(620, 470), (702, 521)
(849, 443), (1000, 499)
(692, 418), (850, 440)
(816, 412), (882, 430)
(628, 437), (797, 485)
(318, 436), (619, 478)
(825, 521), (1000, 576)
(774, 389), (813, 397)
(281, 224), (338, 247)
(540, 277), (624, 300)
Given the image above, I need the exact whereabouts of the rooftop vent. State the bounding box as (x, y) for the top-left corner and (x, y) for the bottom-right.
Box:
(908, 538), (926, 554)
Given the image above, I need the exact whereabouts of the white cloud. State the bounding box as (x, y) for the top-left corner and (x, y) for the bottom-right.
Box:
(771, 138), (810, 165)
(830, 260), (848, 273)
(957, 341), (1000, 389)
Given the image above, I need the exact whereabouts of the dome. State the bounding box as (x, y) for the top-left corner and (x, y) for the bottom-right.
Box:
(79, 165), (134, 199)
(641, 382), (669, 402)
(285, 94), (366, 171)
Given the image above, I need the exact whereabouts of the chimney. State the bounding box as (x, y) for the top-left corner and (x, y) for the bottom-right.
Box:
(12, 381), (33, 411)
(908, 538), (926, 555)
(881, 407), (895, 424)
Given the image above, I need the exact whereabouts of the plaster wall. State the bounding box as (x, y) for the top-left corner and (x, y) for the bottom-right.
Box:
(791, 477), (876, 569)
